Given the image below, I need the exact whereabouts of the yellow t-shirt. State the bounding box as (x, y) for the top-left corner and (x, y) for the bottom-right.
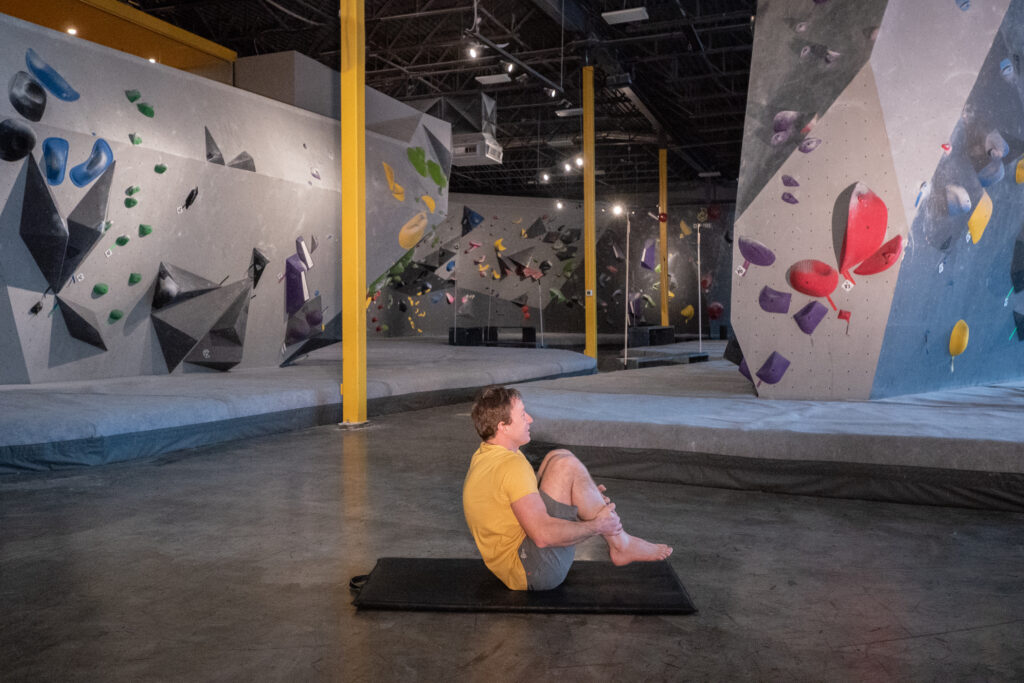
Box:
(463, 442), (539, 590)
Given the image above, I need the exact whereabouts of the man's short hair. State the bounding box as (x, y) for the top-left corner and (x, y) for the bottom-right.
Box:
(471, 385), (522, 441)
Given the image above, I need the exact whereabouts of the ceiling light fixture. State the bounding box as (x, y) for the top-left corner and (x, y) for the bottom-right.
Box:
(546, 88), (558, 98)
(66, 27), (78, 35)
(148, 58), (157, 63)
(563, 162), (572, 172)
(612, 204), (624, 216)
(556, 201), (564, 209)
(554, 107), (584, 117)
(501, 60), (515, 73)
(575, 156), (583, 167)
(468, 45), (480, 59)
(541, 172), (550, 182)
(601, 7), (650, 25)
(474, 73), (512, 85)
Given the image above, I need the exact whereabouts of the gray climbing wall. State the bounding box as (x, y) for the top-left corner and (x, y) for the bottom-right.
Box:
(733, 0), (1024, 399)
(0, 15), (449, 383)
(369, 193), (734, 338)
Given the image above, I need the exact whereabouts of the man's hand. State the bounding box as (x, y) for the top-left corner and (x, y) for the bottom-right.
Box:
(590, 502), (622, 536)
(598, 484), (610, 505)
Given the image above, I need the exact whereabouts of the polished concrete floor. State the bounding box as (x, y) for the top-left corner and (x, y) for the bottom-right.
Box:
(2, 401), (1023, 681)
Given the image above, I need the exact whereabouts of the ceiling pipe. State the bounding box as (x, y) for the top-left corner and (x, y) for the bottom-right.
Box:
(463, 29), (565, 97)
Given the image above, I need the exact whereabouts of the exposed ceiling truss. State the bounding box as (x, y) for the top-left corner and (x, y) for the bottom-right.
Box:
(123, 0), (755, 197)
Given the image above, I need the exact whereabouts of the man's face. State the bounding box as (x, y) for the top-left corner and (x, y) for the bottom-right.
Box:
(502, 398), (533, 448)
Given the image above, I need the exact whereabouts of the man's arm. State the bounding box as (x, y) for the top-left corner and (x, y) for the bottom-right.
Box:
(511, 492), (622, 548)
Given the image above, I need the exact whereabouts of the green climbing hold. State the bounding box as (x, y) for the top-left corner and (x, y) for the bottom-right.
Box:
(154, 163), (167, 174)
(125, 89), (141, 103)
(124, 198), (137, 208)
(128, 272), (142, 285)
(129, 133), (142, 145)
(137, 102), (155, 118)
(427, 160), (447, 189)
(93, 283), (109, 296)
(126, 185), (140, 196)
(138, 224), (153, 237)
(407, 147), (427, 176)
(116, 235), (130, 246)
(108, 310), (124, 323)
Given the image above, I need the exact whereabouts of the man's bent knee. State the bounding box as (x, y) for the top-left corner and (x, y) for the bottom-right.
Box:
(537, 449), (580, 480)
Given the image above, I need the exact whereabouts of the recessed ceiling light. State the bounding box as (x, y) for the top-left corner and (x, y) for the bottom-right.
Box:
(66, 27), (78, 35)
(148, 58), (157, 63)
(602, 7), (649, 25)
(556, 201), (564, 209)
(474, 73), (512, 85)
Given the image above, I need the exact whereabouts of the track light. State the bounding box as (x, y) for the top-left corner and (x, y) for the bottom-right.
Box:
(546, 87), (558, 98)
(501, 60), (514, 73)
(575, 156), (583, 167)
(468, 45), (480, 59)
(612, 204), (624, 216)
(563, 162), (572, 172)
(541, 172), (550, 182)
(556, 201), (564, 209)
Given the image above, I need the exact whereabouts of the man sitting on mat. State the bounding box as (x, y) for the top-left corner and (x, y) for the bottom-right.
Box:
(464, 385), (673, 591)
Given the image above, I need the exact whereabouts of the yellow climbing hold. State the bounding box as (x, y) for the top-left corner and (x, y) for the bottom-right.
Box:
(1016, 157), (1024, 184)
(967, 189), (991, 244)
(513, 217), (523, 224)
(681, 304), (695, 321)
(949, 319), (969, 357)
(494, 238), (506, 252)
(521, 228), (528, 238)
(398, 211), (428, 249)
(420, 195), (436, 213)
(382, 161), (405, 201)
(492, 270), (501, 279)
(679, 219), (692, 237)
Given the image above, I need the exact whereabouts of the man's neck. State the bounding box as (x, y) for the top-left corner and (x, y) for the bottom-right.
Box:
(486, 435), (519, 451)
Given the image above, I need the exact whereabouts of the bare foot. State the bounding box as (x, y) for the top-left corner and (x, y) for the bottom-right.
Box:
(608, 532), (673, 566)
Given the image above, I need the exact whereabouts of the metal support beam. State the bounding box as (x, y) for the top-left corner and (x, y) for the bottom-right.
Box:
(341, 0), (367, 425)
(659, 148), (669, 326)
(464, 30), (565, 97)
(583, 65), (597, 360)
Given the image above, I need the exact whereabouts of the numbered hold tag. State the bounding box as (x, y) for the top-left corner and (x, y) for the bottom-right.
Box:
(842, 280), (854, 292)
(735, 265), (747, 276)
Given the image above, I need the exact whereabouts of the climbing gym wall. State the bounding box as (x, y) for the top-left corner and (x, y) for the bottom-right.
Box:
(0, 15), (449, 383)
(369, 194), (734, 338)
(733, 0), (1024, 399)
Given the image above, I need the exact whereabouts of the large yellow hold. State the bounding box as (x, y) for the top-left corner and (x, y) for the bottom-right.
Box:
(398, 211), (428, 249)
(967, 190), (991, 244)
(382, 162), (405, 202)
(680, 304), (695, 321)
(949, 319), (969, 372)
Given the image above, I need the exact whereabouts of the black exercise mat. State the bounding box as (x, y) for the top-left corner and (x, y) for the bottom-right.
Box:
(351, 557), (697, 614)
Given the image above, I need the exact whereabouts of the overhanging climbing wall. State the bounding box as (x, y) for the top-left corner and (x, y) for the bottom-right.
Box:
(0, 15), (449, 383)
(733, 0), (1024, 399)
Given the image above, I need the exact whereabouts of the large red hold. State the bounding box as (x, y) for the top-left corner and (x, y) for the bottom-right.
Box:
(840, 182), (888, 284)
(788, 259), (839, 310)
(853, 235), (903, 276)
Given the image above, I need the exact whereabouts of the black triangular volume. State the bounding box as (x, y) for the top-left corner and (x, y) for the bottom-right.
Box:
(151, 314), (199, 372)
(56, 296), (106, 351)
(249, 248), (269, 288)
(205, 127), (224, 164)
(19, 157), (68, 291)
(59, 161), (116, 288)
(227, 151), (255, 172)
(152, 262), (219, 310)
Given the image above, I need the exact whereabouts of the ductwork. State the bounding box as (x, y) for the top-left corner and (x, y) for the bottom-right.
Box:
(406, 93), (503, 166)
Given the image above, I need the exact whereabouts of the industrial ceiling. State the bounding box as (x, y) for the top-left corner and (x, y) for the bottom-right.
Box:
(122, 0), (755, 197)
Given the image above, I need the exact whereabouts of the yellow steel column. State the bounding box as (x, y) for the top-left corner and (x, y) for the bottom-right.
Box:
(340, 0), (366, 424)
(583, 65), (597, 359)
(658, 148), (669, 326)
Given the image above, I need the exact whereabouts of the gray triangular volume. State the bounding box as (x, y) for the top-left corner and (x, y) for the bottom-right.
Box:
(59, 161), (116, 288)
(365, 115), (422, 143)
(151, 280), (249, 371)
(205, 127), (224, 164)
(184, 281), (252, 371)
(424, 126), (451, 179)
(56, 296), (106, 351)
(280, 311), (342, 366)
(525, 217), (547, 239)
(19, 156), (68, 291)
(152, 262), (219, 310)
(507, 248), (535, 269)
(227, 151), (255, 172)
(249, 248), (269, 289)
(1015, 310), (1024, 342)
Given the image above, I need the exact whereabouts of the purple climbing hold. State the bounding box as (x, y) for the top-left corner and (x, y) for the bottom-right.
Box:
(758, 286), (792, 314)
(782, 175), (799, 187)
(641, 239), (658, 270)
(756, 352), (791, 385)
(798, 138), (822, 153)
(793, 300), (829, 335)
(285, 254), (309, 315)
(736, 237), (776, 276)
(781, 192), (799, 205)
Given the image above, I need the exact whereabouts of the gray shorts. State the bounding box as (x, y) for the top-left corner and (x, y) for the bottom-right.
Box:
(517, 490), (578, 591)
